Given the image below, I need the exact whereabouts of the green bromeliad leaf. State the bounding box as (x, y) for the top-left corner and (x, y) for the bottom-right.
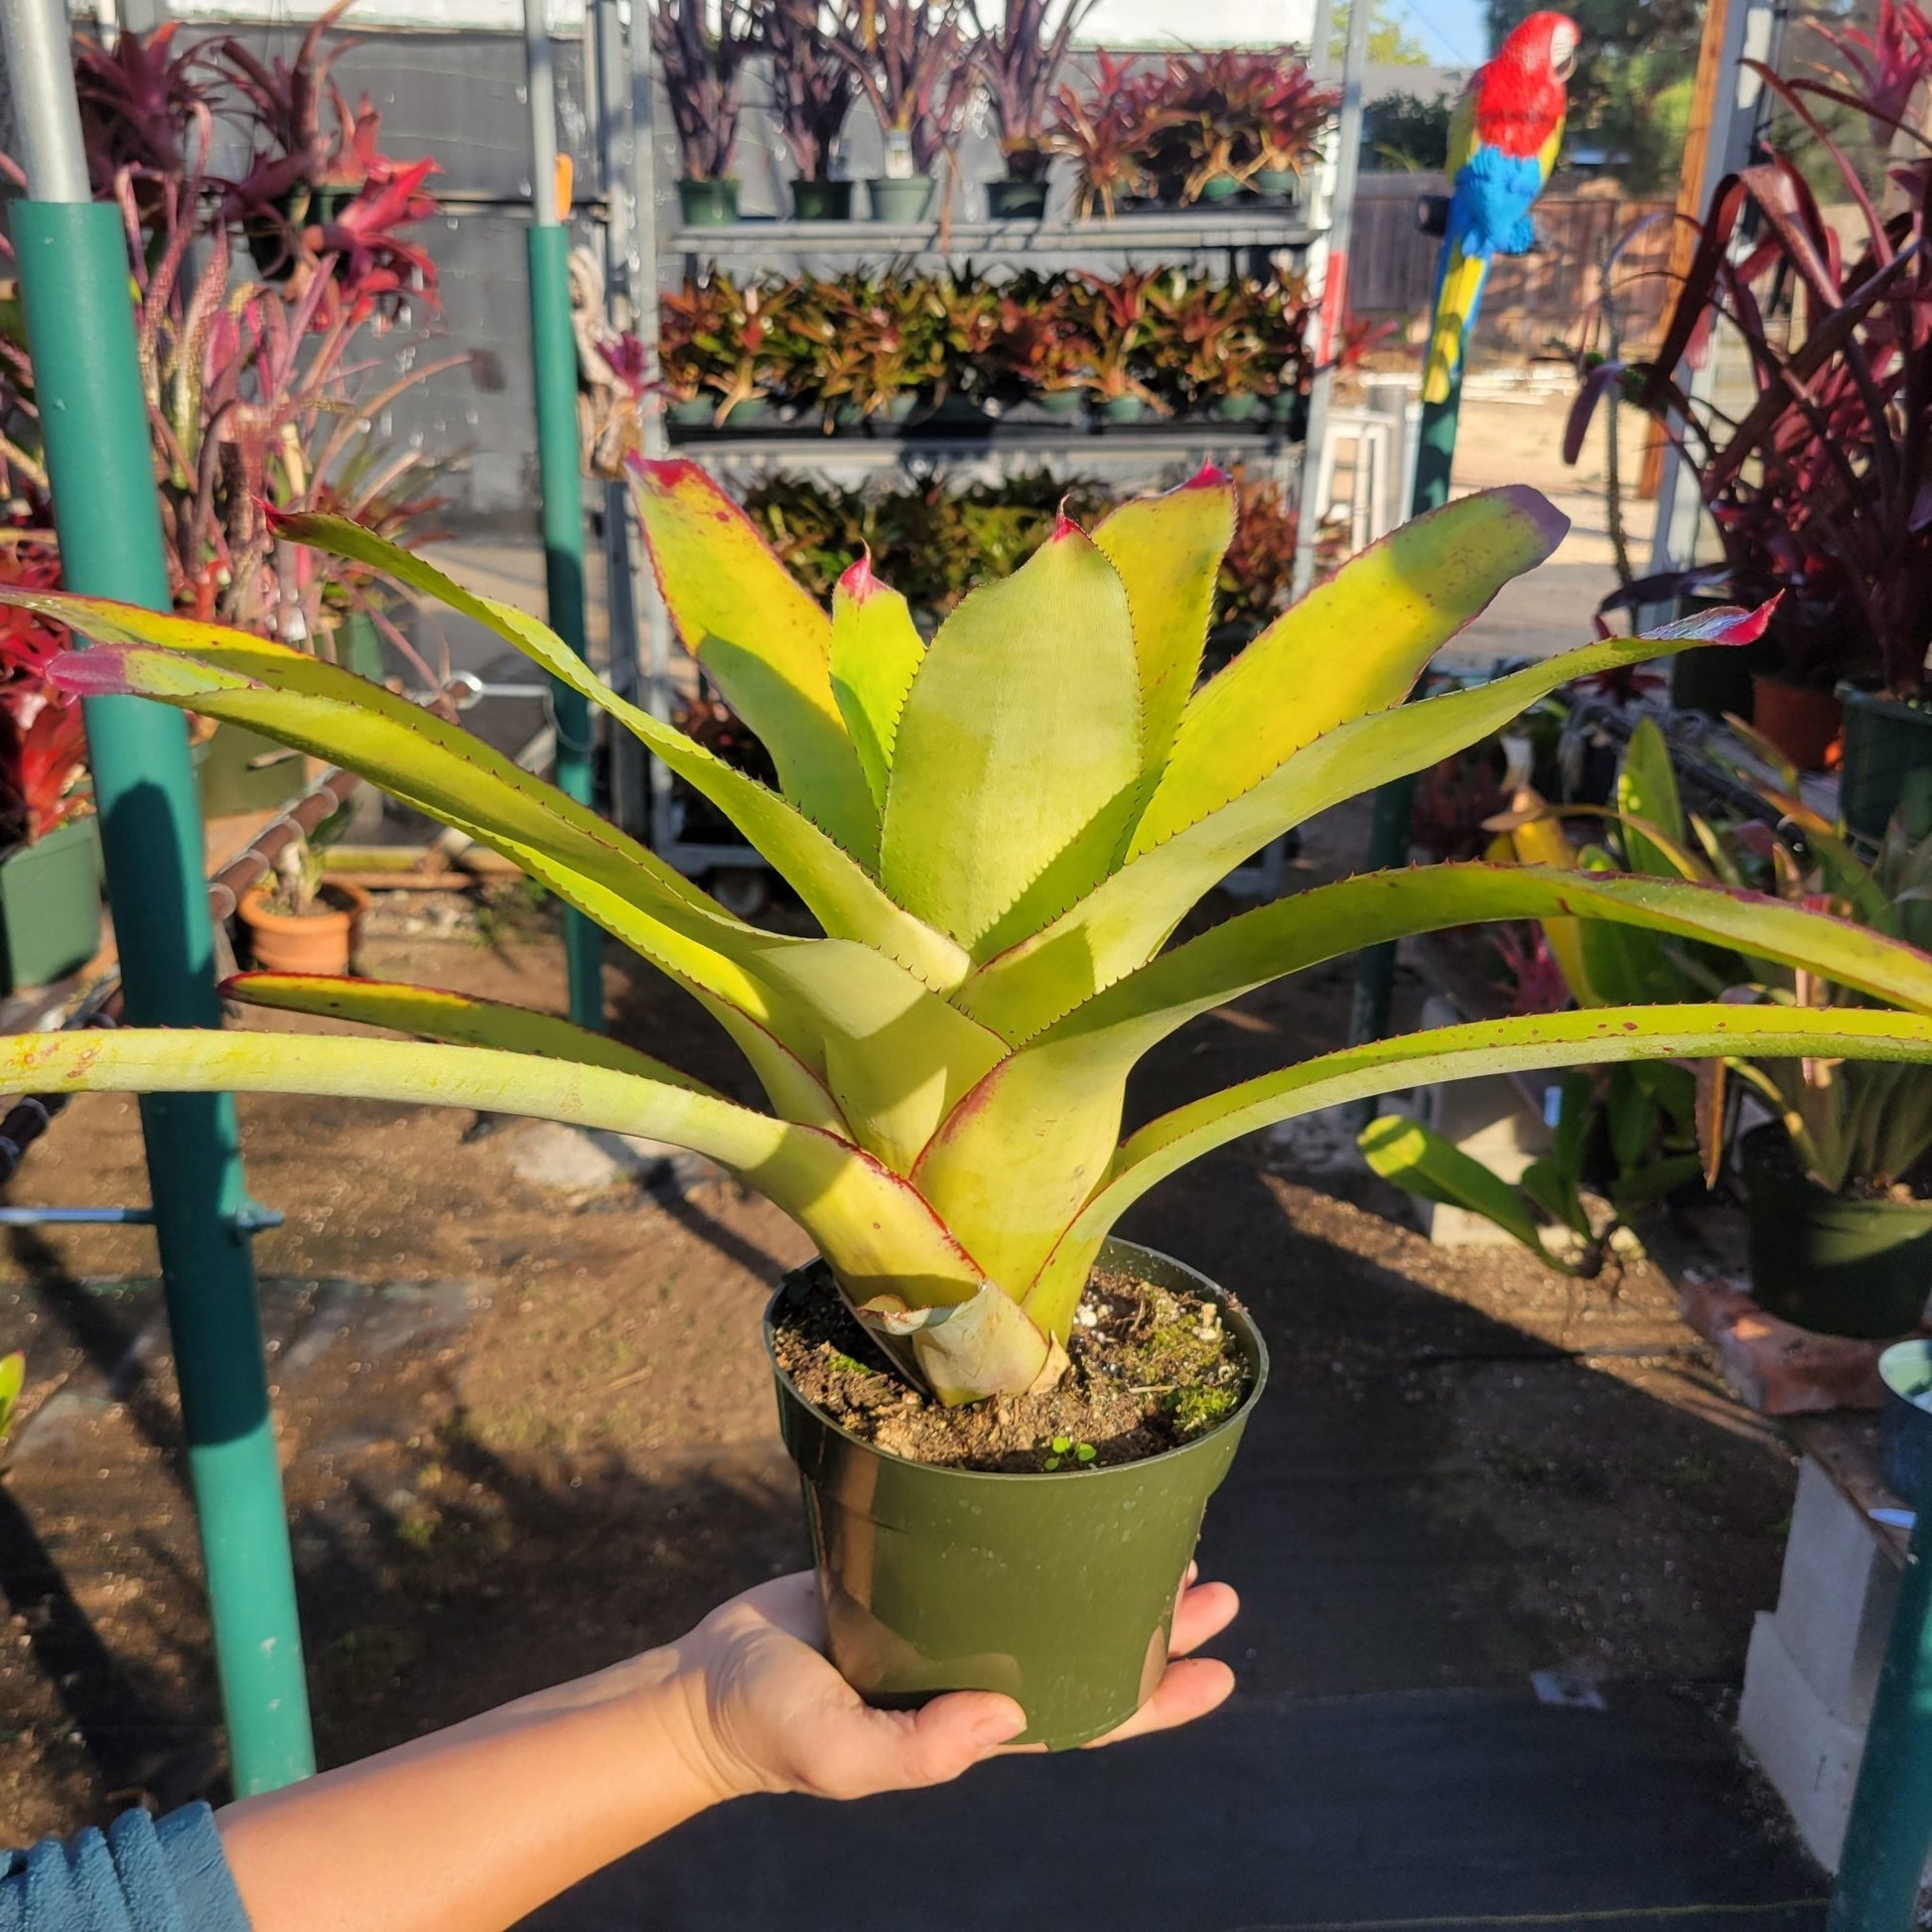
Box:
(960, 607), (1773, 1038)
(226, 974), (721, 1092)
(1023, 1004), (1932, 1331)
(829, 556), (925, 813)
(880, 520), (1144, 953)
(270, 511), (966, 990)
(1091, 471), (1235, 781)
(1128, 485), (1568, 858)
(917, 860), (1932, 1301)
(627, 460), (879, 863)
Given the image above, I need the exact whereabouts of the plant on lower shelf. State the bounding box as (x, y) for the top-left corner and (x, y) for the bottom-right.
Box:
(650, 0), (757, 217)
(15, 465), (1932, 1739)
(0, 1350), (22, 1456)
(742, 468), (1110, 622)
(660, 262), (1317, 425)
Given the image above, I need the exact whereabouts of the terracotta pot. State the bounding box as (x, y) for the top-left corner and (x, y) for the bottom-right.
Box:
(238, 880), (369, 975)
(1750, 675), (1843, 772)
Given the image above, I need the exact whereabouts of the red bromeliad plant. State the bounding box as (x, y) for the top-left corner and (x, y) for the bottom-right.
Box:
(0, 543), (88, 848)
(831, 0), (978, 178)
(760, 0), (857, 184)
(1567, 0), (1932, 698)
(1045, 49), (1175, 215)
(651, 0), (758, 183)
(0, 14), (456, 653)
(1046, 45), (1332, 212)
(968, 0), (1099, 182)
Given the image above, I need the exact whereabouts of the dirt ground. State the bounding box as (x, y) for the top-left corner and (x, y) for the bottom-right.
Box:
(0, 802), (1802, 1845)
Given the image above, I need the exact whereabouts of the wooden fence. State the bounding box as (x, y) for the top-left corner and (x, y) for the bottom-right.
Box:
(1348, 174), (1679, 362)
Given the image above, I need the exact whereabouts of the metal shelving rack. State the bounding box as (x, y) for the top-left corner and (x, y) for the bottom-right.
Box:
(604, 17), (1374, 904)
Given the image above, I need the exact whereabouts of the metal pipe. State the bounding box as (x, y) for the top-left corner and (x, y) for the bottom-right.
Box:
(0, 0), (88, 203)
(1288, 0), (1370, 603)
(524, 0), (606, 1030)
(6, 51), (315, 1787)
(524, 0), (561, 225)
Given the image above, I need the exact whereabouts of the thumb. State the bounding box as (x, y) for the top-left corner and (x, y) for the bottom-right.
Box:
(872, 1691), (1028, 1790)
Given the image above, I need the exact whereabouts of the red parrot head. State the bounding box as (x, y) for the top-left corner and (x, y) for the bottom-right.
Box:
(1499, 10), (1582, 84)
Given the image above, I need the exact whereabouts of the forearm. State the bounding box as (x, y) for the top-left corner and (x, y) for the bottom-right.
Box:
(214, 1651), (724, 1932)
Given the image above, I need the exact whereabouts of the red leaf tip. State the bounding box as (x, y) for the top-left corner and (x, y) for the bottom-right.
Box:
(1184, 462), (1233, 489)
(47, 650), (132, 697)
(838, 548), (879, 602)
(1051, 502), (1086, 542)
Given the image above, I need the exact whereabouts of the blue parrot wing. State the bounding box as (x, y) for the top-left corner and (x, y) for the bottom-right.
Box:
(1447, 145), (1548, 259)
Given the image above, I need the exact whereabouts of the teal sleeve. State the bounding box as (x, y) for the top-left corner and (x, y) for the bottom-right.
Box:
(0, 1804), (252, 1931)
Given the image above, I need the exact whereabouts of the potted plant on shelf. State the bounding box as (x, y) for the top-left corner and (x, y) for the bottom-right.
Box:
(989, 271), (1086, 415)
(17, 466), (1932, 1741)
(1071, 267), (1168, 422)
(832, 0), (977, 221)
(0, 550), (99, 995)
(1248, 52), (1334, 199)
(237, 829), (370, 977)
(658, 273), (791, 427)
(1566, 2), (1932, 795)
(761, 0), (858, 218)
(968, 0), (1096, 218)
(1045, 50), (1173, 216)
(651, 0), (757, 225)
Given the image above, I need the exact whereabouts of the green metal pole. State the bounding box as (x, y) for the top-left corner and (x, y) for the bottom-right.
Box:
(523, 0), (603, 1034)
(1827, 1490), (1932, 1930)
(10, 200), (316, 1791)
(1345, 365), (1463, 1056)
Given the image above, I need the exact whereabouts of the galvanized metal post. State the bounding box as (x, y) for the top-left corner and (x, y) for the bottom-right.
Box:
(0, 0), (314, 1792)
(1828, 1492), (1932, 1930)
(1289, 0), (1371, 604)
(525, 0), (605, 1030)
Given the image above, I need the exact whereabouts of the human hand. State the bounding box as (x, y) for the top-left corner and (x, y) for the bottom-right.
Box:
(658, 1565), (1238, 1805)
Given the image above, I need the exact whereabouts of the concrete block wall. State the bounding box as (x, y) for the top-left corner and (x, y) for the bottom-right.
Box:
(1738, 1457), (1901, 1870)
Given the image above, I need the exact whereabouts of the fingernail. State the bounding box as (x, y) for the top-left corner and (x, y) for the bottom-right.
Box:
(975, 1708), (1028, 1746)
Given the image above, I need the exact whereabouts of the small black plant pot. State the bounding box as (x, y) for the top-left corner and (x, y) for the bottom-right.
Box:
(1839, 685), (1932, 846)
(987, 177), (1047, 219)
(789, 179), (852, 220)
(1741, 1125), (1932, 1339)
(765, 1238), (1267, 1750)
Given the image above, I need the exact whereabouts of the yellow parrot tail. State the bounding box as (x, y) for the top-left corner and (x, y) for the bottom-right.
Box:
(1422, 242), (1487, 406)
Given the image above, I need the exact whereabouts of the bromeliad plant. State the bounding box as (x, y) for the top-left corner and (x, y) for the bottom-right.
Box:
(13, 468), (1932, 1403)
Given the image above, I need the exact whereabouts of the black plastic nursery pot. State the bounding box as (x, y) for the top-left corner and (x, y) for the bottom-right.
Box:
(987, 177), (1047, 219)
(789, 179), (852, 220)
(1839, 685), (1932, 845)
(677, 179), (740, 226)
(1741, 1126), (1932, 1339)
(765, 1238), (1267, 1751)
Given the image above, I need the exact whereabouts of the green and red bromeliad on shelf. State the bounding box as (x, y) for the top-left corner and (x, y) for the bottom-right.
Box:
(12, 462), (1932, 1743)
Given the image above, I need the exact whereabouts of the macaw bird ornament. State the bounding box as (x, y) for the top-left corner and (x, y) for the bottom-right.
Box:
(1422, 11), (1580, 405)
